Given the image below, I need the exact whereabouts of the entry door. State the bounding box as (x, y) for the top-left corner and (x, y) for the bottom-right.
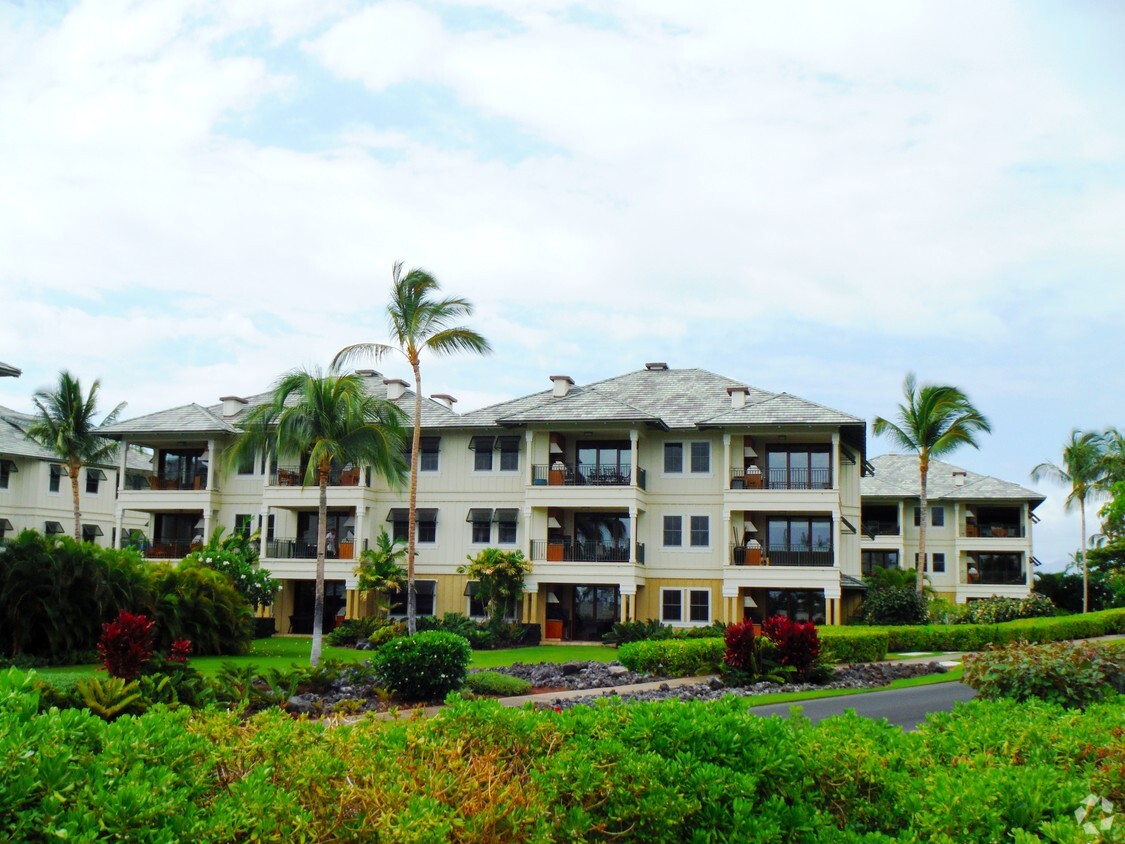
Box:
(572, 585), (619, 640)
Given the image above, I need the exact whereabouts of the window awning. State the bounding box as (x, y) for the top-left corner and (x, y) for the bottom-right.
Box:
(50, 465), (65, 476)
(86, 469), (107, 481)
(466, 508), (493, 523)
(44, 521), (64, 534)
(464, 581), (479, 597)
(416, 580), (436, 596)
(469, 436), (495, 451)
(496, 436), (520, 450)
(0, 519), (13, 531)
(83, 524), (104, 536)
(493, 508), (519, 523)
(386, 508), (438, 523)
(0, 459), (18, 473)
(839, 516), (857, 535)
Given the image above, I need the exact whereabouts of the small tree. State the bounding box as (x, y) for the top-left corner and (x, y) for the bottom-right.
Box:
(458, 548), (531, 623)
(356, 527), (407, 616)
(182, 528), (278, 611)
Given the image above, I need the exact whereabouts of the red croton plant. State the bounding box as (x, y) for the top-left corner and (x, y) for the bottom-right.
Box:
(97, 610), (193, 679)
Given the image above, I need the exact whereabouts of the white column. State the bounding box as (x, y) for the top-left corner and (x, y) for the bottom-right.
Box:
(262, 449), (272, 488)
(118, 438), (128, 492)
(629, 428), (639, 486)
(723, 509), (732, 565)
(723, 432), (731, 489)
(831, 432), (840, 490)
(203, 509), (213, 541)
(833, 510), (842, 568)
(355, 502), (366, 555)
(628, 506), (638, 563)
(259, 505), (271, 554)
(525, 430), (534, 485)
(114, 506), (124, 549)
(524, 505), (533, 559)
(206, 438), (216, 491)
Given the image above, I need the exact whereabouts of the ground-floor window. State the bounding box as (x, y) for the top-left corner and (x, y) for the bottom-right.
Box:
(660, 587), (711, 625)
(756, 589), (826, 625)
(288, 579), (346, 634)
(390, 580), (436, 617)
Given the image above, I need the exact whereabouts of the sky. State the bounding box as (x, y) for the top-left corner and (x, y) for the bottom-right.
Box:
(1, 0), (1123, 571)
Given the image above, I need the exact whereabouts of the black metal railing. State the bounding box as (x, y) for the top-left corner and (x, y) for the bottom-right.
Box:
(861, 521), (901, 539)
(635, 542), (645, 564)
(145, 539), (196, 559)
(265, 537), (359, 560)
(637, 468), (646, 490)
(963, 524), (1025, 538)
(964, 559), (1026, 585)
(729, 468), (832, 491)
(764, 545), (834, 567)
(530, 539), (632, 562)
(531, 463), (636, 486)
(271, 465), (362, 487)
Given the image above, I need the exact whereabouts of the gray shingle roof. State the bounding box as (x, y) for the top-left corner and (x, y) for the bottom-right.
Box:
(863, 454), (1045, 507)
(0, 405), (149, 470)
(701, 392), (863, 427)
(0, 361), (20, 377)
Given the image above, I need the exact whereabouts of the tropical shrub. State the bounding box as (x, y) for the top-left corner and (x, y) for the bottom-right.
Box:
(464, 671), (532, 697)
(617, 637), (724, 677)
(370, 631), (472, 701)
(146, 561), (253, 656)
(602, 619), (726, 646)
(962, 593), (1057, 625)
(458, 548), (532, 622)
(182, 531), (277, 610)
(97, 610), (156, 680)
(963, 640), (1125, 708)
(354, 527), (407, 615)
(875, 607), (1125, 652)
(326, 615), (389, 646)
(860, 585), (929, 625)
(762, 615), (822, 677)
(418, 612), (497, 649)
(818, 628), (889, 663)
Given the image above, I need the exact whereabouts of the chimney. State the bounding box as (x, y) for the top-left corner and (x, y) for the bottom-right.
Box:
(644, 362), (668, 371)
(726, 385), (749, 409)
(430, 393), (457, 409)
(384, 378), (409, 401)
(219, 396), (247, 418)
(952, 470), (967, 487)
(550, 375), (574, 398)
(355, 369), (382, 379)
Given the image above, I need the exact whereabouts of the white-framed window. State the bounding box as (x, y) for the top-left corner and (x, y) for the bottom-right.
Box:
(690, 442), (710, 473)
(917, 552), (947, 573)
(663, 515), (682, 547)
(390, 580), (436, 617)
(497, 436), (520, 472)
(471, 436), (494, 471)
(389, 508), (438, 544)
(48, 465), (63, 493)
(914, 506), (945, 527)
(690, 515), (710, 547)
(465, 581), (486, 618)
(496, 509), (518, 544)
(418, 437), (440, 472)
(468, 508), (492, 544)
(664, 442), (683, 473)
(660, 587), (711, 625)
(0, 460), (14, 489)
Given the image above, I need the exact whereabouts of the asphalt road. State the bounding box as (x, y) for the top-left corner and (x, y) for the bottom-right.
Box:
(748, 682), (978, 730)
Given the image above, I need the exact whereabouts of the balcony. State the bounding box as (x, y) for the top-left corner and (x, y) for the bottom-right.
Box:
(531, 463), (644, 488)
(862, 521), (900, 539)
(530, 539), (633, 563)
(964, 554), (1026, 585)
(271, 465), (362, 487)
(144, 475), (208, 491)
(729, 468), (832, 491)
(265, 537), (361, 560)
(144, 539), (197, 559)
(729, 543), (834, 567)
(962, 522), (1025, 538)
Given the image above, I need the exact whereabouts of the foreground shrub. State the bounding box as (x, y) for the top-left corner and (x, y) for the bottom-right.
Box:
(762, 615), (822, 677)
(963, 593), (1057, 625)
(603, 619), (726, 646)
(617, 637), (724, 677)
(370, 631), (471, 701)
(464, 671), (532, 697)
(818, 627), (889, 662)
(879, 607), (1125, 652)
(326, 616), (401, 647)
(963, 640), (1125, 708)
(861, 585), (929, 625)
(98, 610), (155, 680)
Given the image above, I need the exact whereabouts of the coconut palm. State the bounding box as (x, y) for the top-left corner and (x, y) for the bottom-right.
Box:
(1031, 430), (1107, 613)
(1100, 427), (1125, 486)
(25, 371), (126, 541)
(224, 369), (408, 665)
(873, 373), (991, 594)
(333, 262), (491, 634)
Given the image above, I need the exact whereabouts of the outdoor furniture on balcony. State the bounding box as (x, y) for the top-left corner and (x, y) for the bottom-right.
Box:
(533, 463), (635, 487)
(731, 543), (763, 565)
(531, 539), (632, 562)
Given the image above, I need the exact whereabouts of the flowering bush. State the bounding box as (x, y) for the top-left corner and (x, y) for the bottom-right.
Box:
(183, 531), (277, 609)
(962, 593), (1057, 625)
(762, 615), (822, 677)
(370, 631), (472, 701)
(98, 611), (156, 680)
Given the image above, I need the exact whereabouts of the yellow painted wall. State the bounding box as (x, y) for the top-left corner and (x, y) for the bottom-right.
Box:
(634, 577), (725, 622)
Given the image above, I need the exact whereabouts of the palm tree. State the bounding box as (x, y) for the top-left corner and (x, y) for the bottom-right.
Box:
(25, 371), (126, 541)
(224, 369), (408, 665)
(873, 373), (991, 594)
(333, 262), (491, 634)
(1031, 430), (1107, 613)
(1100, 427), (1125, 487)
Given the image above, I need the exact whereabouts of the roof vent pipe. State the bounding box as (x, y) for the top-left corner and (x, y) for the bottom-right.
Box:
(219, 396), (247, 417)
(644, 362), (668, 371)
(952, 470), (967, 487)
(430, 393), (457, 409)
(726, 385), (749, 409)
(384, 379), (409, 401)
(550, 375), (574, 398)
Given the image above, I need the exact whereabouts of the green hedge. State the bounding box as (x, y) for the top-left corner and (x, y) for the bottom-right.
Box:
(875, 607), (1125, 653)
(464, 671), (533, 697)
(818, 628), (890, 663)
(617, 637), (724, 676)
(3, 667), (1123, 842)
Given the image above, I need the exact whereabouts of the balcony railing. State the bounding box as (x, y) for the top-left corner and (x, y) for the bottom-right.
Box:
(962, 524), (1025, 538)
(964, 560), (1026, 585)
(270, 466), (362, 487)
(861, 521), (901, 539)
(530, 539), (632, 563)
(532, 463), (638, 487)
(730, 544), (833, 567)
(265, 537), (362, 560)
(144, 475), (208, 491)
(145, 539), (197, 559)
(729, 468), (832, 491)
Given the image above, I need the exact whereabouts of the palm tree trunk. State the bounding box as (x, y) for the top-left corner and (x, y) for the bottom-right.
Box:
(406, 359), (422, 636)
(70, 460), (82, 541)
(1079, 496), (1088, 614)
(310, 470), (329, 666)
(917, 455), (928, 595)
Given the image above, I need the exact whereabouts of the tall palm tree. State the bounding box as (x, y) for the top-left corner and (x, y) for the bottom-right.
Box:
(224, 369), (408, 665)
(873, 373), (991, 594)
(25, 371), (126, 541)
(1100, 427), (1125, 487)
(333, 262), (491, 634)
(1031, 430), (1107, 613)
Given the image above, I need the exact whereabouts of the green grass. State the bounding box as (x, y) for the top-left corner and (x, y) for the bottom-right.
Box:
(740, 665), (964, 708)
(470, 644), (616, 668)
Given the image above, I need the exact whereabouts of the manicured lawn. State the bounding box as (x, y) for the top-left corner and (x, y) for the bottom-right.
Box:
(34, 638), (617, 679)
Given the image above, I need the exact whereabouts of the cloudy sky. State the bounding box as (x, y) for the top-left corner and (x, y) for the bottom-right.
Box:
(1, 1), (1122, 569)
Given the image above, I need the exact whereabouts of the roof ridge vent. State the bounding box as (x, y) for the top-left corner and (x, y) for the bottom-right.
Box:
(549, 375), (574, 398)
(644, 362), (668, 371)
(219, 396), (248, 417)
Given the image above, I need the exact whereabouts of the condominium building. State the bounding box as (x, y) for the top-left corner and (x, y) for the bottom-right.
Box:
(0, 405), (150, 544)
(860, 454), (1044, 603)
(98, 364), (871, 638)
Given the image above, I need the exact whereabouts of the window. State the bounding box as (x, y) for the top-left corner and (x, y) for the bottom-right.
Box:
(417, 509), (437, 543)
(465, 581), (486, 618)
(85, 468), (106, 495)
(471, 436), (495, 471)
(388, 508), (437, 543)
(496, 509), (518, 544)
(498, 437), (520, 472)
(234, 514), (254, 539)
(266, 514), (275, 542)
(81, 524), (103, 543)
(932, 552), (945, 573)
(391, 580), (436, 617)
(766, 517), (833, 565)
(664, 442), (683, 473)
(931, 507), (945, 527)
(663, 515), (682, 547)
(49, 465), (62, 493)
(661, 589), (682, 622)
(690, 442), (710, 473)
(766, 446), (831, 490)
(0, 459), (16, 489)
(468, 508), (492, 544)
(0, 518), (11, 538)
(237, 451), (255, 475)
(861, 549), (900, 576)
(690, 515), (709, 547)
(406, 437), (441, 472)
(661, 588), (711, 625)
